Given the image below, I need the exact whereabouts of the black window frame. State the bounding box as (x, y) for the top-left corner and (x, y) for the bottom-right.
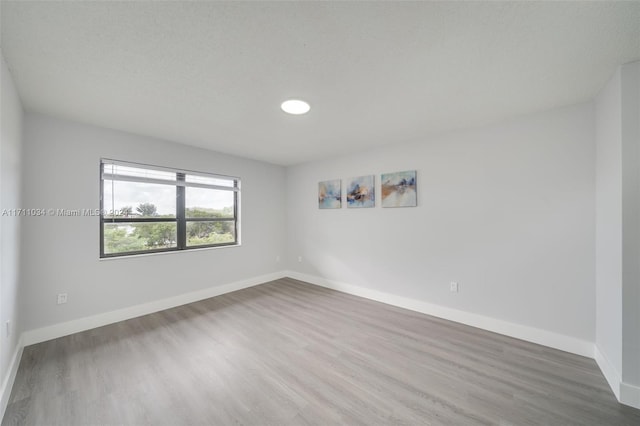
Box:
(100, 159), (240, 258)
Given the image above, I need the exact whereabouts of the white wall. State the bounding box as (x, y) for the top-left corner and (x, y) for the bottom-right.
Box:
(286, 102), (596, 347)
(595, 67), (623, 388)
(0, 53), (24, 411)
(595, 60), (640, 407)
(21, 113), (286, 332)
(620, 61), (640, 402)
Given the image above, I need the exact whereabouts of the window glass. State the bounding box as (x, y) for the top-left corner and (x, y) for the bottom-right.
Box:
(103, 223), (177, 255)
(185, 187), (234, 218)
(186, 221), (235, 247)
(101, 160), (239, 258)
(103, 180), (176, 218)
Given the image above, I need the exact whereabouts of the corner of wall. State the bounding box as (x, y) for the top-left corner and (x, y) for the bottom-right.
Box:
(0, 50), (25, 423)
(595, 342), (640, 410)
(0, 336), (23, 420)
(594, 344), (622, 401)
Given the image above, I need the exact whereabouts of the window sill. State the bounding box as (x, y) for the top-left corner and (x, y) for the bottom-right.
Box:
(99, 243), (241, 261)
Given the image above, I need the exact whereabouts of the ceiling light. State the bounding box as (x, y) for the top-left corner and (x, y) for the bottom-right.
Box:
(281, 99), (310, 115)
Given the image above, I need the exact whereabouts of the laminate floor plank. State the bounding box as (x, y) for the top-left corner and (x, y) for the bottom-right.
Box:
(3, 278), (639, 425)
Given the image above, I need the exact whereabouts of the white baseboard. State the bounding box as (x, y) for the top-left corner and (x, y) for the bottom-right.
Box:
(285, 271), (594, 358)
(22, 271), (286, 346)
(594, 345), (621, 400)
(621, 381), (640, 409)
(594, 345), (640, 409)
(620, 381), (640, 409)
(1, 335), (24, 421)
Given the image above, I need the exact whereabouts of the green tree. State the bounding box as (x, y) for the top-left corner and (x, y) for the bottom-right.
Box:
(136, 203), (157, 217)
(120, 206), (133, 217)
(185, 207), (234, 245)
(104, 226), (146, 253)
(134, 222), (176, 248)
(188, 233), (234, 246)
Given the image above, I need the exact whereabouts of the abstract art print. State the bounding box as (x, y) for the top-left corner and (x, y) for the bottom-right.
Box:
(346, 175), (375, 208)
(318, 179), (341, 209)
(381, 170), (417, 207)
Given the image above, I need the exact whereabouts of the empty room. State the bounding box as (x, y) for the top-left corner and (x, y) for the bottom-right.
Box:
(1, 1), (639, 425)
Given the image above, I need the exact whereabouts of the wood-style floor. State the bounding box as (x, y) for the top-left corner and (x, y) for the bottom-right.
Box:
(3, 278), (639, 425)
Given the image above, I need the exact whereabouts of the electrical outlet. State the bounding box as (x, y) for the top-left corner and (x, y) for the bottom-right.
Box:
(276, 255), (280, 262)
(5, 320), (10, 338)
(57, 293), (68, 305)
(297, 256), (302, 263)
(450, 282), (459, 293)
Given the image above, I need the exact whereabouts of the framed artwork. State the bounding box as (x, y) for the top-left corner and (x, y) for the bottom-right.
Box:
(318, 179), (341, 209)
(346, 175), (375, 208)
(381, 170), (417, 207)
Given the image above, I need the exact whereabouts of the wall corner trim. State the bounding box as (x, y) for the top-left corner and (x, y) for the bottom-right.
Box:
(594, 345), (640, 409)
(284, 270), (595, 358)
(620, 381), (640, 410)
(594, 345), (622, 400)
(0, 335), (24, 422)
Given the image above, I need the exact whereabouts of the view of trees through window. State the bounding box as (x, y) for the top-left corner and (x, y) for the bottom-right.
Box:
(101, 160), (239, 257)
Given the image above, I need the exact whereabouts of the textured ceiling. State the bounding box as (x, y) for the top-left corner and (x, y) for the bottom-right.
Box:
(1, 1), (639, 165)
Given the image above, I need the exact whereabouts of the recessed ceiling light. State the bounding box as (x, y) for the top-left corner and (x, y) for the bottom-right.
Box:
(281, 99), (310, 115)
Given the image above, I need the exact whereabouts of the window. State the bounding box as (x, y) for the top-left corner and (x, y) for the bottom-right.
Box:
(100, 159), (239, 258)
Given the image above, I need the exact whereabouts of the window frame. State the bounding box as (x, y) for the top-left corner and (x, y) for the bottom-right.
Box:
(100, 159), (240, 258)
